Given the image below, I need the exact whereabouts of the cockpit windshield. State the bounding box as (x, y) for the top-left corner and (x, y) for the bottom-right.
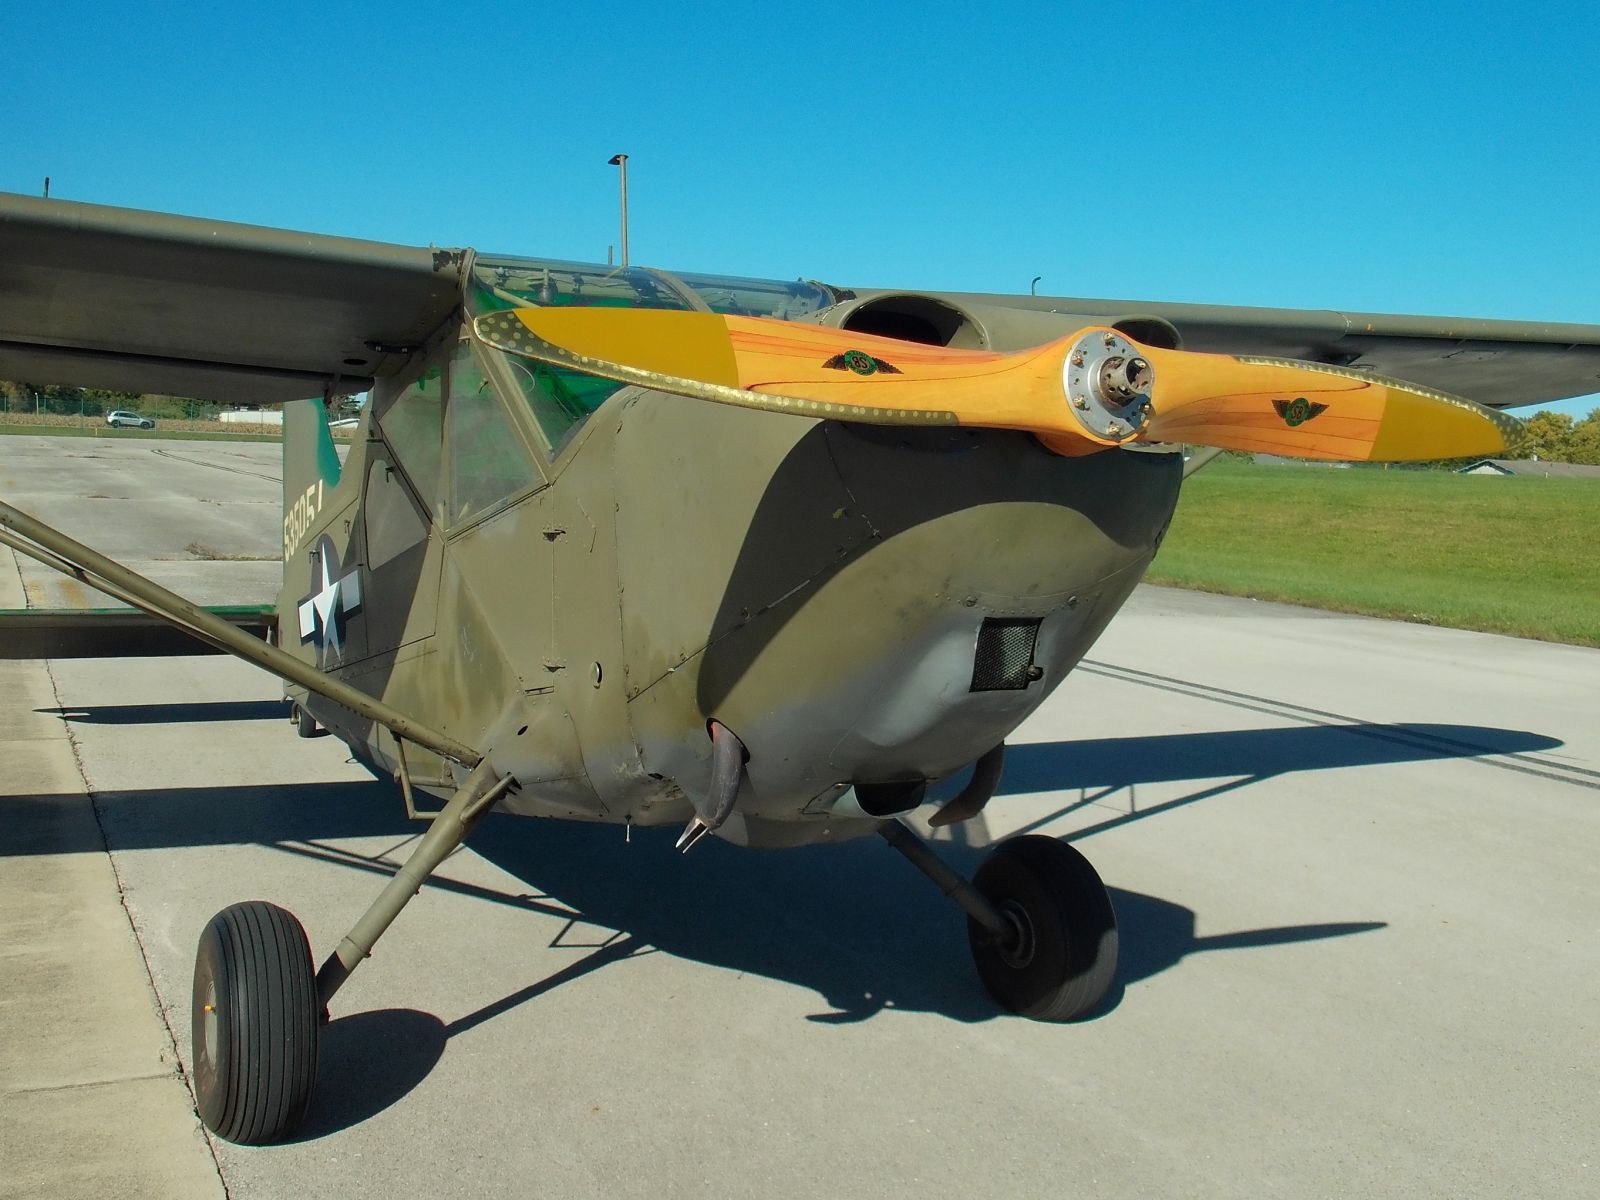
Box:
(468, 253), (837, 454)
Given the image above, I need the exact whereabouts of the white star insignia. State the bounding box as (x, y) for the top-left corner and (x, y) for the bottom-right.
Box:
(298, 537), (362, 660)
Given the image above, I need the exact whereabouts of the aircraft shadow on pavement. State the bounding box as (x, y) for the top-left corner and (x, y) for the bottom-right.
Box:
(296, 1008), (447, 1142)
(460, 817), (1390, 1027)
(289, 814), (1387, 1138)
(10, 718), (1557, 1137)
(985, 721), (1566, 842)
(38, 699), (290, 725)
(998, 721), (1562, 794)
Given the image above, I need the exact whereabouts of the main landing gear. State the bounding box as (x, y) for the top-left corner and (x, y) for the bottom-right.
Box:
(187, 762), (1112, 1143)
(287, 700), (320, 738)
(190, 758), (513, 1144)
(879, 820), (1118, 1021)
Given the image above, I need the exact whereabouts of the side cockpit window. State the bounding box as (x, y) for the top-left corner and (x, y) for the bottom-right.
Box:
(446, 340), (540, 527)
(375, 361), (444, 518)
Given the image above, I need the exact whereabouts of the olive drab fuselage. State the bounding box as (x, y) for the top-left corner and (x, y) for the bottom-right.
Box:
(283, 303), (1182, 849)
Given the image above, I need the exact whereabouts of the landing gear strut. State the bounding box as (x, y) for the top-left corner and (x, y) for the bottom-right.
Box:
(879, 819), (1118, 1021)
(190, 757), (513, 1144)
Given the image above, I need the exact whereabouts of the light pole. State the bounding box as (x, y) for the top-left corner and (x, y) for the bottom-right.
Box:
(608, 153), (629, 269)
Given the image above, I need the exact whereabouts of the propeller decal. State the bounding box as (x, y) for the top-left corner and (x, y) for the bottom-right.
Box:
(822, 350), (902, 376)
(1273, 397), (1330, 427)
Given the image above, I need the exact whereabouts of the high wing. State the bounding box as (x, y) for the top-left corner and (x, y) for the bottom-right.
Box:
(852, 288), (1600, 410)
(3, 191), (1599, 411)
(0, 192), (464, 403)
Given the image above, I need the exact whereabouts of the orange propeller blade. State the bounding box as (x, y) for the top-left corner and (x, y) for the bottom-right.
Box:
(1134, 346), (1525, 461)
(473, 307), (1522, 462)
(475, 307), (1109, 450)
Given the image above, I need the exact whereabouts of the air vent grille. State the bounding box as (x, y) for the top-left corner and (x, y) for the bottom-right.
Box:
(970, 617), (1042, 691)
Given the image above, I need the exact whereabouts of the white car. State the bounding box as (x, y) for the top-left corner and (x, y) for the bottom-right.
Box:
(106, 410), (155, 429)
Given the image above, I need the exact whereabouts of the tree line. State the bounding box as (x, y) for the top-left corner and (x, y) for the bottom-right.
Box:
(1517, 408), (1600, 465)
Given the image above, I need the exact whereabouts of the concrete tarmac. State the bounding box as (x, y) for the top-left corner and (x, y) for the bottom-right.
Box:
(1, 436), (1595, 1198)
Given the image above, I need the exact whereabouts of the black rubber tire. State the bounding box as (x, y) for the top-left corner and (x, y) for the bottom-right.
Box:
(967, 835), (1118, 1022)
(291, 702), (318, 739)
(192, 901), (320, 1144)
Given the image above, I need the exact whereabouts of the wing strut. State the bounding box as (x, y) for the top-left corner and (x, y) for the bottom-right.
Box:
(0, 497), (480, 768)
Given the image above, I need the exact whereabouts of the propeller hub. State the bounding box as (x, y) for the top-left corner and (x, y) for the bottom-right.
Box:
(1062, 330), (1153, 443)
(1100, 355), (1152, 404)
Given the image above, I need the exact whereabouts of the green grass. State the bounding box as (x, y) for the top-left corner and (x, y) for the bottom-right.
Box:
(1147, 461), (1600, 648)
(0, 422), (282, 443)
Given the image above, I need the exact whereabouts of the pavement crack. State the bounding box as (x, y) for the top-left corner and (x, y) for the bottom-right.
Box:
(41, 657), (236, 1199)
(152, 446), (281, 483)
(6, 1070), (177, 1096)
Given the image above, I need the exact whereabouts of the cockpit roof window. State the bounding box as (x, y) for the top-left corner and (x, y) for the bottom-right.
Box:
(667, 270), (834, 320)
(468, 253), (836, 322)
(467, 254), (837, 455)
(468, 256), (694, 315)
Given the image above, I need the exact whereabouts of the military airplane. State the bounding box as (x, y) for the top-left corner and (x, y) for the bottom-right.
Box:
(2, 191), (1597, 1144)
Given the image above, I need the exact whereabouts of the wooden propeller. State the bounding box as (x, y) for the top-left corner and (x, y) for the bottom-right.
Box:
(473, 307), (1522, 462)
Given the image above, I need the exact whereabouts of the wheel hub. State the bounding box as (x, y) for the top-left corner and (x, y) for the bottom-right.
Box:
(200, 992), (218, 1062)
(995, 901), (1036, 969)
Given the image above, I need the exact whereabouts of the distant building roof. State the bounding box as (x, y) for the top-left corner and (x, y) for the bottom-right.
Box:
(1458, 458), (1600, 478)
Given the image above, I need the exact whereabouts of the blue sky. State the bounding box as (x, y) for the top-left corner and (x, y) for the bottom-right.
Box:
(7, 1), (1599, 415)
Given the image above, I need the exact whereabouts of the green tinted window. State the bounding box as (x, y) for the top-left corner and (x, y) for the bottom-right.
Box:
(488, 346), (625, 456)
(376, 362), (443, 515)
(447, 342), (539, 526)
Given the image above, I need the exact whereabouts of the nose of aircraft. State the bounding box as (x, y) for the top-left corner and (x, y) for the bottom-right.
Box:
(758, 425), (1178, 781)
(615, 402), (1180, 843)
